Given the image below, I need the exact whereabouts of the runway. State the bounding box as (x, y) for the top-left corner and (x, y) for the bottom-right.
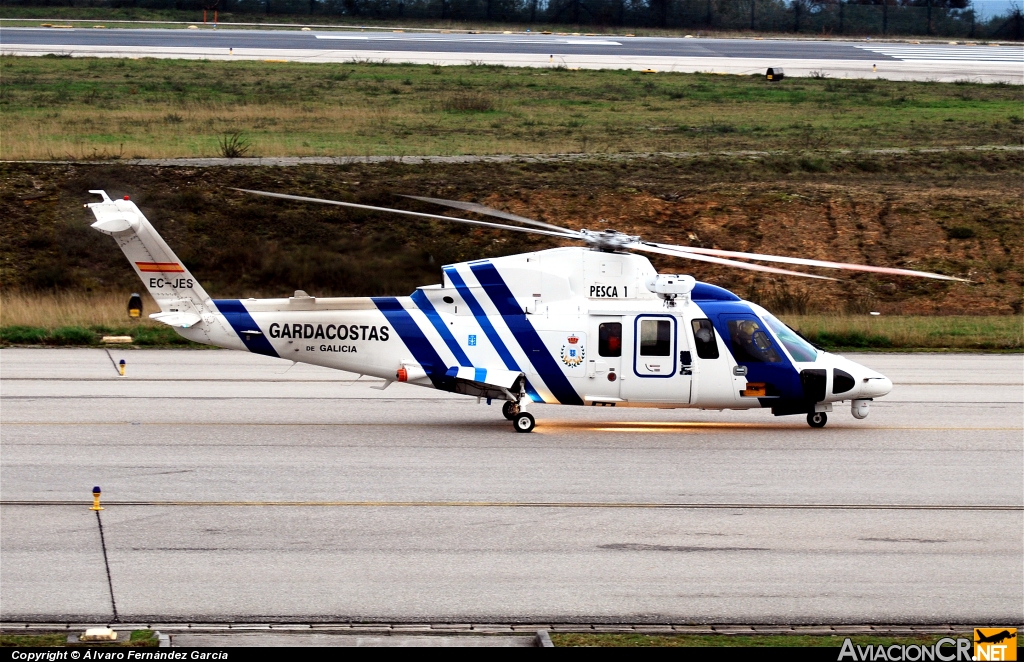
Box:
(0, 349), (1021, 622)
(1, 27), (1021, 82)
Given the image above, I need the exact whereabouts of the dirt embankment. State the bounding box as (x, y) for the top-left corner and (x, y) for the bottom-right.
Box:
(1, 152), (1020, 315)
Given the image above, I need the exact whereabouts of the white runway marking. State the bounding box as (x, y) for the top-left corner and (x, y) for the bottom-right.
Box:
(314, 34), (622, 45)
(856, 43), (1024, 62)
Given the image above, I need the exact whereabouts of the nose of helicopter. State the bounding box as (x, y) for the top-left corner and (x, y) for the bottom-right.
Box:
(849, 360), (893, 398)
(830, 355), (893, 399)
(861, 373), (893, 398)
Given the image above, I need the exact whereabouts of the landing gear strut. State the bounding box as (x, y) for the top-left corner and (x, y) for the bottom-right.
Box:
(807, 411), (828, 428)
(502, 400), (520, 421)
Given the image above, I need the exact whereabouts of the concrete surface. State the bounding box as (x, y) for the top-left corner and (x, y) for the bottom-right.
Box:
(168, 632), (539, 646)
(1, 29), (1021, 82)
(1, 349), (1021, 623)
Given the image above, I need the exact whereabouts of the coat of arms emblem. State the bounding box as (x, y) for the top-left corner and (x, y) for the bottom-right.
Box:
(560, 333), (585, 368)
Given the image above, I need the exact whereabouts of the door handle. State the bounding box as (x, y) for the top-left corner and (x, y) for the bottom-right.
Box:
(733, 365), (748, 376)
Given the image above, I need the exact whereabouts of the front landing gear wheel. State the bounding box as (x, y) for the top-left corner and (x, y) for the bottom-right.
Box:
(502, 401), (520, 421)
(513, 411), (536, 433)
(807, 412), (828, 428)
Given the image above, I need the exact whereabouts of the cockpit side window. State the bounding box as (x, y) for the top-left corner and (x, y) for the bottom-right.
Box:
(761, 312), (818, 363)
(726, 319), (782, 363)
(690, 319), (719, 359)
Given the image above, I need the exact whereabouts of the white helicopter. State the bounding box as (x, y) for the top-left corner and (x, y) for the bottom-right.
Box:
(86, 188), (966, 432)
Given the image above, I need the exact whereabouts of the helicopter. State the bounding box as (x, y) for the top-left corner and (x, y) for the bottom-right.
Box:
(85, 188), (966, 432)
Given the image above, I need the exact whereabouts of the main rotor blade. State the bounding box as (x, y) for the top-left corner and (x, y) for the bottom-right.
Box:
(400, 195), (577, 234)
(650, 242), (968, 282)
(231, 189), (583, 241)
(631, 243), (837, 280)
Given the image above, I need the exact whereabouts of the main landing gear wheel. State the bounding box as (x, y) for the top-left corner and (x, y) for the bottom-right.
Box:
(513, 411), (536, 433)
(502, 401), (520, 421)
(807, 412), (828, 428)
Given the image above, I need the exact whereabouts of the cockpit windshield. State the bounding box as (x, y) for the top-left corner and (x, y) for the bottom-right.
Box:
(761, 313), (818, 362)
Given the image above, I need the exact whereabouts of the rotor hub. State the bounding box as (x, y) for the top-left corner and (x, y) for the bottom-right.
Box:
(579, 229), (640, 252)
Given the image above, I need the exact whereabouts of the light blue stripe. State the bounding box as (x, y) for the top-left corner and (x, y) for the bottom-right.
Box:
(474, 367), (487, 382)
(410, 289), (472, 367)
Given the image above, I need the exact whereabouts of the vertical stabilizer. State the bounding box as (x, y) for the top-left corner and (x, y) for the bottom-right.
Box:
(86, 190), (241, 348)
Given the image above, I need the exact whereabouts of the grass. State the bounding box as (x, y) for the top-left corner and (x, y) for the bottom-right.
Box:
(550, 633), (971, 647)
(0, 290), (160, 328)
(1, 56), (1022, 161)
(0, 292), (1018, 350)
(782, 314), (1024, 351)
(0, 292), (199, 347)
(0, 630), (158, 647)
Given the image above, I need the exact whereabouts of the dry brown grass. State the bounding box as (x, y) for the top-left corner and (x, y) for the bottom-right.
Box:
(0, 291), (160, 328)
(0, 291), (1018, 349)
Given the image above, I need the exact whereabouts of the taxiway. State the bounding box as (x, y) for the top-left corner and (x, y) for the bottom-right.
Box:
(1, 349), (1021, 622)
(1, 27), (1021, 82)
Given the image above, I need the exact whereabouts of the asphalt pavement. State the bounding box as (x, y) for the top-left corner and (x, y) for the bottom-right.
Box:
(0, 349), (1021, 623)
(2, 27), (1021, 81)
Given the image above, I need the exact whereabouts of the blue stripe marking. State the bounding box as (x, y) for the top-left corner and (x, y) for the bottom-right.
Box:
(372, 297), (449, 389)
(444, 267), (542, 403)
(474, 367), (487, 383)
(212, 299), (279, 358)
(444, 268), (520, 371)
(469, 263), (584, 407)
(410, 289), (472, 367)
(697, 300), (803, 400)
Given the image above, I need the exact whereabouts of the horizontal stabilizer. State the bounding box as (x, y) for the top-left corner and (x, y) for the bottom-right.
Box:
(445, 366), (524, 401)
(446, 367), (522, 389)
(150, 311), (202, 328)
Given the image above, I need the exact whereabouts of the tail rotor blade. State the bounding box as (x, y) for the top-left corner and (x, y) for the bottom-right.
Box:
(231, 189), (583, 241)
(400, 195), (577, 234)
(650, 243), (968, 282)
(631, 243), (837, 280)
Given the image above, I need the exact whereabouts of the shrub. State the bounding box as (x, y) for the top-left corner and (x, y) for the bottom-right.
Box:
(49, 326), (96, 345)
(946, 226), (976, 239)
(811, 331), (892, 349)
(441, 93), (494, 112)
(797, 156), (829, 173)
(218, 132), (251, 158)
(0, 326), (49, 344)
(132, 327), (191, 345)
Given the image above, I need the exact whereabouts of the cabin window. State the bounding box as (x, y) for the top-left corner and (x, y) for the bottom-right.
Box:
(727, 319), (782, 364)
(691, 319), (719, 359)
(599, 322), (622, 357)
(639, 319), (671, 356)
